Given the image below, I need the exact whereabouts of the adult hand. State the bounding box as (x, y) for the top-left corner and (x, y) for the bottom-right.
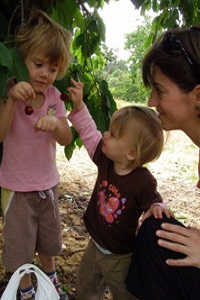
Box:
(156, 223), (200, 268)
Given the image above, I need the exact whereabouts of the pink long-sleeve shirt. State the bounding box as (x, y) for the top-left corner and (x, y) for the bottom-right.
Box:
(0, 86), (67, 192)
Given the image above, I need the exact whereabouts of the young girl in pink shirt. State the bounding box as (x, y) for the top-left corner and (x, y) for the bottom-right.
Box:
(0, 10), (72, 300)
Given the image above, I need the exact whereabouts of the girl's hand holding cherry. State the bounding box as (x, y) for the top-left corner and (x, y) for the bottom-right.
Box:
(60, 78), (84, 111)
(8, 81), (36, 103)
(8, 81), (36, 115)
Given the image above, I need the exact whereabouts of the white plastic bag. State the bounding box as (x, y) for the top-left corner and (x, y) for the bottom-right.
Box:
(1, 263), (60, 300)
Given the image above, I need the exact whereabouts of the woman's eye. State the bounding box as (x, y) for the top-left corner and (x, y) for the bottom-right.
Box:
(156, 88), (163, 95)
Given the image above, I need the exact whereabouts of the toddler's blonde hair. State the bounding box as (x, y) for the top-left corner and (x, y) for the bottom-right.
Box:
(111, 106), (164, 169)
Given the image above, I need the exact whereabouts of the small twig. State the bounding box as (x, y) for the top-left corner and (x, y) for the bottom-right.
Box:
(20, 0), (25, 24)
(62, 249), (85, 257)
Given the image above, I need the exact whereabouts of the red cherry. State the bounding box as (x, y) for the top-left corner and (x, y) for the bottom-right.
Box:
(60, 92), (69, 102)
(25, 105), (34, 115)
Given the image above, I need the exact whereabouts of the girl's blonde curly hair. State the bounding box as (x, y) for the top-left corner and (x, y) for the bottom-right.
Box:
(15, 9), (72, 80)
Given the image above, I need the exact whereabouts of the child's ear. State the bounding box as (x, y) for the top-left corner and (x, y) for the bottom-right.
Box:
(127, 149), (136, 161)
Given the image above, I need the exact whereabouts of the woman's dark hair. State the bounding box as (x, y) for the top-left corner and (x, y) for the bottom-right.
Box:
(142, 26), (200, 92)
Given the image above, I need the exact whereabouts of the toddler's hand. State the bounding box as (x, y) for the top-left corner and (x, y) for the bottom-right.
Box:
(142, 204), (175, 222)
(68, 78), (84, 111)
(8, 82), (36, 102)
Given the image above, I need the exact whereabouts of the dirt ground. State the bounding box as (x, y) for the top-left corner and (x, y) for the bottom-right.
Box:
(0, 130), (200, 299)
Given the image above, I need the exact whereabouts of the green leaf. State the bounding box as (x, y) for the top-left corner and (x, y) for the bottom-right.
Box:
(87, 0), (105, 8)
(0, 65), (7, 99)
(64, 142), (76, 160)
(54, 73), (71, 92)
(75, 33), (86, 48)
(93, 12), (106, 41)
(52, 0), (77, 29)
(152, 0), (159, 12)
(160, 0), (170, 10)
(64, 126), (81, 160)
(165, 9), (179, 28)
(73, 9), (84, 28)
(10, 48), (29, 83)
(131, 0), (145, 9)
(99, 79), (116, 112)
(95, 105), (110, 133)
(0, 43), (12, 69)
(171, 0), (181, 8)
(76, 137), (83, 148)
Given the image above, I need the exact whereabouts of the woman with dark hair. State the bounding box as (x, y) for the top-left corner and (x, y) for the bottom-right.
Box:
(126, 26), (200, 300)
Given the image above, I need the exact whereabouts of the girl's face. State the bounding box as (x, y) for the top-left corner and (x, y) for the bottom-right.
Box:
(24, 52), (59, 94)
(148, 67), (197, 131)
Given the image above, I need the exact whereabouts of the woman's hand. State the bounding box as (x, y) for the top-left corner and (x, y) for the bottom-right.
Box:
(156, 223), (200, 268)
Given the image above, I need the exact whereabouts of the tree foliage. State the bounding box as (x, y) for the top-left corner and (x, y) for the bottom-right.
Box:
(0, 0), (117, 159)
(0, 0), (199, 160)
(124, 16), (153, 102)
(131, 0), (200, 43)
(103, 16), (152, 103)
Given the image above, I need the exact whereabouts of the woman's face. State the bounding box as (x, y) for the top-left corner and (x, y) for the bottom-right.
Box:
(148, 67), (197, 131)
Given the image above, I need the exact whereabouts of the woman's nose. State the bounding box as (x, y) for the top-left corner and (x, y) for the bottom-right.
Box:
(148, 91), (157, 107)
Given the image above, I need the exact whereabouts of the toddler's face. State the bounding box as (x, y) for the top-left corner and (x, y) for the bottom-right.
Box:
(24, 52), (59, 93)
(102, 122), (135, 164)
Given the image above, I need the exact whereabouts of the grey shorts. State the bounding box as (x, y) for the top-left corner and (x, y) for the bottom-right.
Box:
(1, 185), (62, 272)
